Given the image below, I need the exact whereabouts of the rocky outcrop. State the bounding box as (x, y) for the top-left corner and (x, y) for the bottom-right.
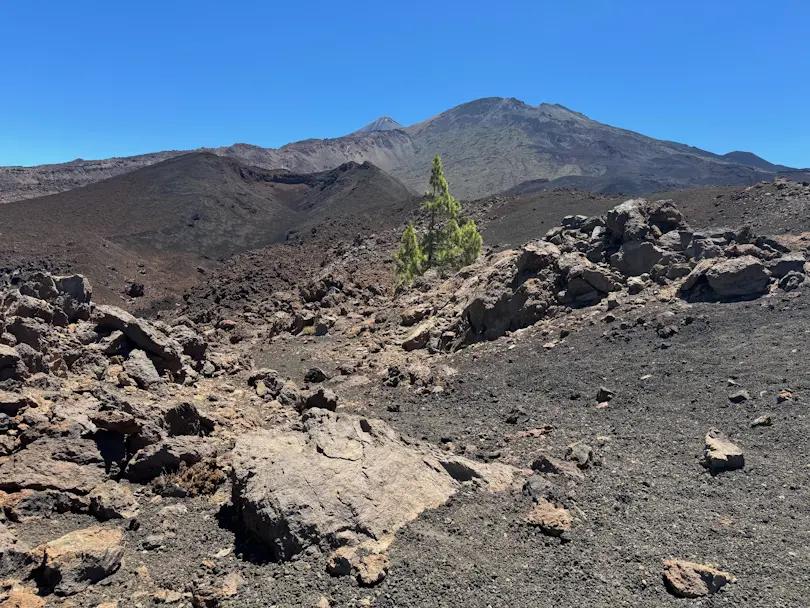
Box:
(231, 408), (516, 560)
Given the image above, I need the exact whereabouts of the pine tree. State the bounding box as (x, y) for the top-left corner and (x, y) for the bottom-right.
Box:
(393, 222), (426, 285)
(393, 154), (482, 285)
(422, 155), (460, 265)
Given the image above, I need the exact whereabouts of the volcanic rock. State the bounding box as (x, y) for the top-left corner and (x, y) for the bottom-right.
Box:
(231, 409), (516, 560)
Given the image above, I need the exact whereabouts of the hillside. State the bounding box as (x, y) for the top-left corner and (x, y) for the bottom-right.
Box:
(0, 97), (798, 204)
(0, 152), (418, 304)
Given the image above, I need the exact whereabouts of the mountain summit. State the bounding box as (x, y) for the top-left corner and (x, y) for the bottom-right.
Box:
(352, 116), (403, 135)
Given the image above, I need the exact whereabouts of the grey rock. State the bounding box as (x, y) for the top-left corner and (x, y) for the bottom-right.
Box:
(706, 256), (771, 297)
(123, 349), (163, 389)
(767, 252), (806, 279)
(0, 524), (32, 577)
(126, 436), (216, 482)
(93, 305), (183, 373)
(779, 270), (805, 291)
(89, 481), (140, 520)
(610, 241), (665, 276)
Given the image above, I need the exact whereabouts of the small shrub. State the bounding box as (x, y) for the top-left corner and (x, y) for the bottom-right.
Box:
(151, 459), (226, 497)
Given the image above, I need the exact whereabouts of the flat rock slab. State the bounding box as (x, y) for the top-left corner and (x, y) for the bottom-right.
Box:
(231, 408), (516, 560)
(663, 559), (734, 598)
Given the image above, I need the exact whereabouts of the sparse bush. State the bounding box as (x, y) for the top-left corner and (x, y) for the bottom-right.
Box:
(151, 459), (226, 497)
(395, 155), (482, 285)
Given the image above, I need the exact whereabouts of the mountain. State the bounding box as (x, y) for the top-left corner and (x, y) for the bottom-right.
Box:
(722, 151), (792, 172)
(352, 116), (403, 134)
(0, 97), (799, 204)
(0, 152), (418, 302)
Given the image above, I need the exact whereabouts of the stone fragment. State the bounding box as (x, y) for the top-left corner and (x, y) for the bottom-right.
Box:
(662, 559), (734, 598)
(702, 428), (744, 473)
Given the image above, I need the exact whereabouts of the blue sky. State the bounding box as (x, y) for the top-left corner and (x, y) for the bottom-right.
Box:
(1, 0), (808, 167)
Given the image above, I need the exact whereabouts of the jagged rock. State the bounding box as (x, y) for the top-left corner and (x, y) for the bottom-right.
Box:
(767, 252), (806, 278)
(6, 318), (47, 352)
(565, 442), (594, 468)
(751, 414), (773, 428)
(402, 319), (434, 351)
(610, 241), (665, 276)
(662, 559), (734, 598)
(170, 325), (208, 361)
(728, 389), (750, 403)
(247, 368), (285, 397)
(3, 293), (56, 324)
(89, 481), (139, 521)
(305, 367), (329, 383)
(164, 402), (212, 436)
(0, 490), (90, 521)
(561, 215), (588, 230)
(517, 241), (561, 274)
(0, 390), (35, 416)
(357, 553), (390, 586)
(123, 350), (163, 389)
(126, 436), (216, 482)
(702, 428), (744, 473)
(301, 388), (338, 412)
(93, 305), (183, 372)
(126, 282), (144, 298)
(779, 270), (805, 291)
(31, 526), (124, 595)
(647, 200), (683, 232)
(526, 499), (573, 536)
(705, 256), (771, 297)
(231, 409), (515, 560)
(0, 524), (32, 577)
(400, 306), (431, 327)
(606, 199), (651, 242)
(687, 238), (724, 261)
(54, 275), (92, 304)
(90, 410), (142, 435)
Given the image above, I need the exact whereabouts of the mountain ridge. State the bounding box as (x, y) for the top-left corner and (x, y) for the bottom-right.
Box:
(0, 97), (798, 203)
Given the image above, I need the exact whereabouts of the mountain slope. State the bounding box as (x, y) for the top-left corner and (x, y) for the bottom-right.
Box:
(0, 97), (799, 203)
(722, 150), (792, 172)
(0, 152), (418, 303)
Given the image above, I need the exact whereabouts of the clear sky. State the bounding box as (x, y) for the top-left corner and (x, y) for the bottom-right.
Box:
(1, 0), (808, 167)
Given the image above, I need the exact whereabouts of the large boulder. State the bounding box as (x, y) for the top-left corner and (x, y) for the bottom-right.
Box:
(516, 241), (561, 274)
(767, 252), (806, 279)
(705, 256), (771, 297)
(231, 409), (516, 560)
(31, 526), (124, 595)
(606, 199), (651, 242)
(610, 241), (665, 276)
